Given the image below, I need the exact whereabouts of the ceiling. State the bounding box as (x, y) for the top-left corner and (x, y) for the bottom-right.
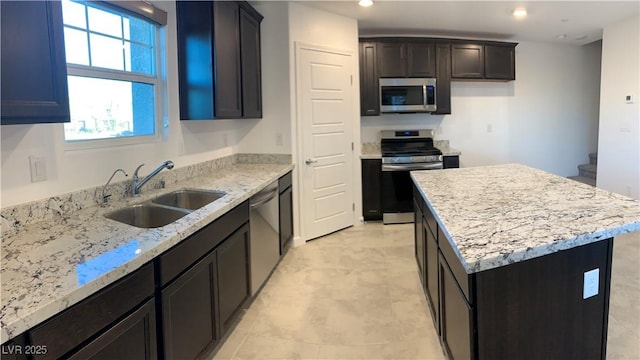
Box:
(295, 1), (640, 46)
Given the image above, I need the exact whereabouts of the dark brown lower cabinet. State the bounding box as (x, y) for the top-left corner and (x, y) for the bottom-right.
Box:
(439, 253), (474, 360)
(362, 159), (382, 221)
(414, 200), (425, 286)
(443, 155), (460, 169)
(217, 224), (251, 334)
(279, 171), (293, 254)
(424, 223), (439, 333)
(162, 251), (218, 360)
(69, 299), (157, 360)
(415, 192), (614, 360)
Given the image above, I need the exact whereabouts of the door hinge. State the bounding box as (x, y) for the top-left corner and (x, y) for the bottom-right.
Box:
(352, 142), (354, 151)
(353, 203), (355, 211)
(350, 75), (353, 85)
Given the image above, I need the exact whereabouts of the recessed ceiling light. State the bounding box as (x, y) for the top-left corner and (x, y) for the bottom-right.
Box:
(575, 35), (588, 41)
(512, 8), (527, 18)
(359, 0), (373, 7)
(556, 34), (567, 40)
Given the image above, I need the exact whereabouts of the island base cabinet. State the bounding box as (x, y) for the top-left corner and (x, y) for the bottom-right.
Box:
(439, 253), (474, 360)
(68, 299), (157, 360)
(162, 251), (218, 360)
(475, 238), (613, 360)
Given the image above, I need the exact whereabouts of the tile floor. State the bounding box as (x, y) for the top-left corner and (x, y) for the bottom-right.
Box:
(211, 223), (640, 360)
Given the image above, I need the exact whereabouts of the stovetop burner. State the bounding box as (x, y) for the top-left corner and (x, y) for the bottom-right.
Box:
(380, 129), (442, 163)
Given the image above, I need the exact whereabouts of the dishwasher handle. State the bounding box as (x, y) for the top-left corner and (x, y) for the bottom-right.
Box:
(250, 186), (278, 208)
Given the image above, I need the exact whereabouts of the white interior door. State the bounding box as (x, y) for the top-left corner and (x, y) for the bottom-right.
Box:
(296, 45), (355, 241)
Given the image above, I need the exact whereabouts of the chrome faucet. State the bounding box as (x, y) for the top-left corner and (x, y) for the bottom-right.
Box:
(132, 160), (174, 197)
(101, 168), (128, 205)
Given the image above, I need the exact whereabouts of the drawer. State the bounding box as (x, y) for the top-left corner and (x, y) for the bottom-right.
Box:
(279, 171), (292, 193)
(438, 226), (474, 303)
(159, 201), (249, 287)
(30, 263), (154, 360)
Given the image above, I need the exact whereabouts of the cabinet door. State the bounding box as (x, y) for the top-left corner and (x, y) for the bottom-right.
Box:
(1, 1), (69, 125)
(216, 224), (251, 334)
(240, 6), (262, 118)
(439, 253), (474, 360)
(485, 45), (515, 80)
(68, 299), (157, 360)
(213, 1), (242, 118)
(443, 156), (459, 169)
(425, 224), (439, 333)
(162, 252), (218, 360)
(279, 186), (293, 254)
(378, 43), (406, 77)
(407, 43), (435, 77)
(451, 44), (484, 79)
(359, 42), (379, 116)
(414, 201), (425, 287)
(176, 1), (214, 120)
(433, 43), (452, 115)
(361, 159), (382, 220)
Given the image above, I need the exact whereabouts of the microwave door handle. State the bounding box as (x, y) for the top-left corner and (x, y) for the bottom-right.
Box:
(422, 85), (427, 107)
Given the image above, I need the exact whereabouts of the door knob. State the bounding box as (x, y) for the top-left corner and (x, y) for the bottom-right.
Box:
(305, 159), (318, 165)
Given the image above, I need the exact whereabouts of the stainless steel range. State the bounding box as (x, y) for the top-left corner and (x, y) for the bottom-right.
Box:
(381, 130), (443, 224)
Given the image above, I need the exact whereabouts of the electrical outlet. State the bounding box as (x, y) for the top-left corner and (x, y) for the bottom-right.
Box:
(29, 156), (47, 183)
(583, 268), (599, 299)
(625, 94), (636, 104)
(275, 133), (283, 146)
(487, 123), (493, 133)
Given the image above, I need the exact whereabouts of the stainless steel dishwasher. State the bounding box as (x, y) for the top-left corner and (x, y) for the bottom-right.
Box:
(249, 181), (280, 295)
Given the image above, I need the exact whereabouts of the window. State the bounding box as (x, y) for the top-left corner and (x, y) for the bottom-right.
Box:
(61, 0), (160, 143)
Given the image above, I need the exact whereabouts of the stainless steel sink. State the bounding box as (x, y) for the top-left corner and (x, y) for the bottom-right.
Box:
(105, 204), (191, 228)
(151, 189), (226, 210)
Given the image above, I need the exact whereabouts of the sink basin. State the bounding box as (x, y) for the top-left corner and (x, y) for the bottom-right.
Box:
(151, 189), (226, 210)
(105, 204), (190, 228)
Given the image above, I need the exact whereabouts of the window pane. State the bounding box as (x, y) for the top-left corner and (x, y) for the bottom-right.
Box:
(129, 42), (154, 74)
(65, 76), (155, 141)
(64, 28), (89, 65)
(123, 18), (130, 40)
(87, 6), (122, 38)
(90, 34), (124, 70)
(128, 17), (154, 46)
(61, 0), (87, 29)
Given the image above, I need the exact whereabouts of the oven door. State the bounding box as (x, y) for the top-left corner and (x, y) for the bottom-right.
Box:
(381, 162), (443, 224)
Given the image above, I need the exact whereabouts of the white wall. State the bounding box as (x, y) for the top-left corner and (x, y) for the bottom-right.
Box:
(0, 1), (246, 208)
(286, 3), (361, 242)
(361, 41), (602, 176)
(597, 15), (640, 199)
(237, 2), (291, 154)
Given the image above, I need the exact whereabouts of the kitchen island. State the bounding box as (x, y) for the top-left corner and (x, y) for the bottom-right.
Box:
(411, 164), (640, 360)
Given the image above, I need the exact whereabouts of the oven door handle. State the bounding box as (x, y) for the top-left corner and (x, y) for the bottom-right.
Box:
(382, 162), (444, 171)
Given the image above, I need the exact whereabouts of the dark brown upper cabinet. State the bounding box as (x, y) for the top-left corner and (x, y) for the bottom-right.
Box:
(433, 43), (452, 115)
(1, 1), (70, 125)
(485, 44), (516, 80)
(452, 41), (517, 81)
(359, 42), (379, 116)
(451, 43), (485, 79)
(177, 1), (262, 120)
(378, 41), (435, 78)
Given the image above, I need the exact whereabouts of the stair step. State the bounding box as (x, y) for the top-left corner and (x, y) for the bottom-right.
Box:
(568, 175), (596, 187)
(589, 152), (598, 165)
(578, 164), (597, 180)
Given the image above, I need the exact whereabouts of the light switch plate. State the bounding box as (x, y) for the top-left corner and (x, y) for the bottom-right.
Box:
(29, 156), (47, 183)
(583, 268), (599, 299)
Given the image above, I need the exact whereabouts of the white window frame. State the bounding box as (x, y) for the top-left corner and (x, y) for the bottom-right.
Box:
(62, 3), (164, 151)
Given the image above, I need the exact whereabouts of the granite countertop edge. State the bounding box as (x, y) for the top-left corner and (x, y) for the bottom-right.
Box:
(411, 164), (640, 275)
(1, 163), (294, 343)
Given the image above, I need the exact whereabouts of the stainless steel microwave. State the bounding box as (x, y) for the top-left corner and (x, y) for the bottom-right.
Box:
(379, 78), (436, 113)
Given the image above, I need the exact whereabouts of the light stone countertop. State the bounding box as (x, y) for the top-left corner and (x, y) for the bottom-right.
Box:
(411, 163), (640, 274)
(0, 162), (293, 343)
